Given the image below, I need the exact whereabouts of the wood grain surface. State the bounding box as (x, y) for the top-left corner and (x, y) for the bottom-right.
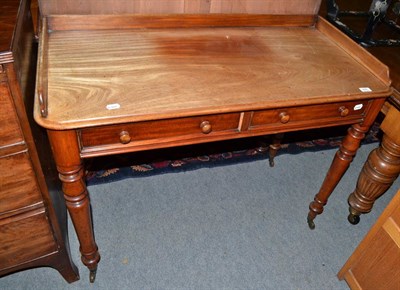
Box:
(39, 0), (322, 15)
(36, 23), (390, 129)
(0, 82), (24, 147)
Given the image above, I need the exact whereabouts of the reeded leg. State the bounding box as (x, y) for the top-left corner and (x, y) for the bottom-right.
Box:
(47, 130), (100, 282)
(269, 133), (284, 167)
(347, 134), (400, 224)
(307, 124), (370, 229)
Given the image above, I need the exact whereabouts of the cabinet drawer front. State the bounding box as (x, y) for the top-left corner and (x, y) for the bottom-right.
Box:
(0, 82), (24, 147)
(251, 100), (369, 128)
(0, 209), (58, 270)
(0, 152), (43, 215)
(80, 113), (241, 148)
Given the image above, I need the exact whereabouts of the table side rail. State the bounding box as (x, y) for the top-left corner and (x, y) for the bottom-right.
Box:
(35, 16), (48, 119)
(316, 16), (391, 87)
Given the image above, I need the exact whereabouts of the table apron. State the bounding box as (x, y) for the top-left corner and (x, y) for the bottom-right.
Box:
(78, 100), (372, 158)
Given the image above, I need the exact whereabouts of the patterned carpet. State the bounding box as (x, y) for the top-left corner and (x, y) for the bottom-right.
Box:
(86, 123), (381, 186)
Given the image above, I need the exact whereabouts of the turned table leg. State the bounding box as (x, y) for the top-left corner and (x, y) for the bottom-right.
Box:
(307, 98), (386, 229)
(255, 133), (285, 167)
(269, 133), (284, 167)
(307, 124), (368, 229)
(347, 105), (400, 224)
(47, 130), (100, 282)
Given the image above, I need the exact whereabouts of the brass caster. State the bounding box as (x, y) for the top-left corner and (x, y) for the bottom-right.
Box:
(307, 215), (315, 230)
(89, 268), (97, 283)
(269, 159), (275, 167)
(348, 213), (360, 225)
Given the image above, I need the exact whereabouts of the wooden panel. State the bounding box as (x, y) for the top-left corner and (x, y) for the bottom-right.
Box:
(80, 113), (240, 148)
(349, 229), (400, 290)
(339, 190), (400, 290)
(0, 208), (58, 270)
(39, 0), (322, 15)
(0, 152), (43, 215)
(0, 81), (24, 148)
(383, 218), (400, 248)
(390, 202), (400, 225)
(36, 26), (390, 130)
(46, 14), (316, 31)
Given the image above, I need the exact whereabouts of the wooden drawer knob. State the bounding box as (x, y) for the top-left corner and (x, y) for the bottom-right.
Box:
(339, 106), (349, 117)
(200, 121), (212, 134)
(119, 131), (131, 144)
(279, 112), (290, 124)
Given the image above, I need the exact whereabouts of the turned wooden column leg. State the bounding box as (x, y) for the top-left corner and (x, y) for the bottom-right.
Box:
(347, 134), (400, 224)
(47, 130), (100, 282)
(307, 124), (371, 229)
(269, 133), (284, 167)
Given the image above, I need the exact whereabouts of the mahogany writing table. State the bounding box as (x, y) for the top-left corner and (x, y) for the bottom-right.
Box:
(34, 14), (391, 281)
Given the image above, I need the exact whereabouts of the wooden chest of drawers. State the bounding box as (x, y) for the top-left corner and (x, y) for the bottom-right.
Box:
(0, 0), (78, 282)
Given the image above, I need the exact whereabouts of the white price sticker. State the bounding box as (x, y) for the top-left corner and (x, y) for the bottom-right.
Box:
(106, 103), (121, 110)
(354, 104), (363, 111)
(359, 87), (372, 93)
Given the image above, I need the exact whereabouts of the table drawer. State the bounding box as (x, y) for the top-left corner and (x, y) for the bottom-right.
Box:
(0, 82), (24, 147)
(251, 100), (370, 128)
(0, 209), (58, 270)
(0, 152), (43, 215)
(80, 113), (241, 148)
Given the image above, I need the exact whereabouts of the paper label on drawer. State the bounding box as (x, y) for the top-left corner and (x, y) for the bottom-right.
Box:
(354, 104), (363, 111)
(359, 87), (372, 92)
(106, 103), (121, 110)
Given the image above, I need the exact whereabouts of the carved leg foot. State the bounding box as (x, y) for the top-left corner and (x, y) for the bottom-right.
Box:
(347, 134), (400, 224)
(269, 133), (284, 167)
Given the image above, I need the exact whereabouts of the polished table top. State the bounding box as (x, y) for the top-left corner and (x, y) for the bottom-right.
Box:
(35, 18), (391, 130)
